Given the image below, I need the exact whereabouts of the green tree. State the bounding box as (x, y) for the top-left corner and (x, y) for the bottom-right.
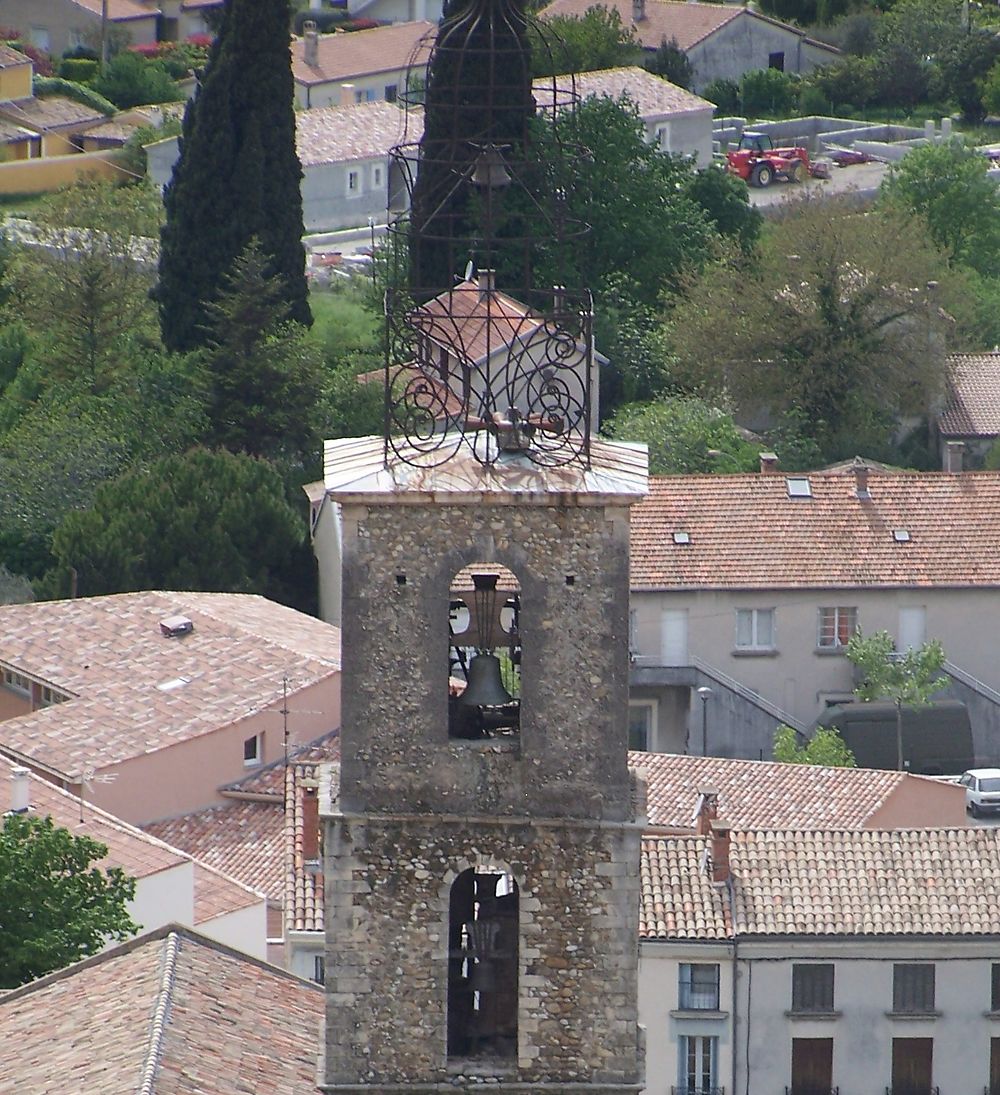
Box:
(11, 180), (162, 386)
(201, 240), (320, 462)
(882, 140), (1000, 278)
(683, 165), (761, 254)
(773, 725), (857, 767)
(604, 396), (761, 474)
(878, 0), (964, 63)
(157, 0), (311, 352)
(644, 37), (693, 89)
(90, 50), (183, 108)
(532, 6), (640, 77)
(846, 629), (948, 771)
(937, 30), (1000, 121)
(805, 55), (878, 112)
(39, 448), (310, 606)
(666, 199), (961, 460)
(0, 813), (137, 989)
(739, 68), (798, 116)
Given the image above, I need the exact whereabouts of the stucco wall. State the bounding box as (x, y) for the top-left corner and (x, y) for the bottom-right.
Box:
(348, 0), (443, 22)
(0, 64), (32, 101)
(0, 148), (128, 193)
(301, 157), (389, 231)
(867, 776), (967, 828)
(128, 861), (196, 935)
(653, 109), (714, 165)
(295, 66), (415, 110)
(5, 0), (156, 58)
(197, 899), (269, 960)
(688, 15), (835, 92)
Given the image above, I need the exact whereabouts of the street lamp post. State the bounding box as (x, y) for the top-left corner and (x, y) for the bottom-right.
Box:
(696, 686), (713, 756)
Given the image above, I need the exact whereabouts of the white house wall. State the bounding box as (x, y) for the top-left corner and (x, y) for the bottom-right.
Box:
(128, 862), (196, 936)
(295, 67), (415, 110)
(687, 17), (833, 92)
(651, 109), (714, 166)
(301, 158), (389, 231)
(197, 900), (269, 960)
(347, 0), (443, 23)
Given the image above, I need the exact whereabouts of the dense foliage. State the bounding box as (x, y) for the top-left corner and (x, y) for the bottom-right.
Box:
(773, 725), (857, 767)
(157, 0), (310, 351)
(0, 813), (137, 988)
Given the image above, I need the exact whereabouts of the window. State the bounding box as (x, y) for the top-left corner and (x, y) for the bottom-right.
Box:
(791, 1037), (833, 1095)
(792, 964), (834, 1013)
(735, 608), (774, 651)
(893, 963), (935, 1015)
(679, 963), (720, 1010)
(818, 607), (857, 649)
(39, 685), (65, 707)
(629, 701), (658, 752)
(992, 963), (1000, 1011)
(2, 668), (30, 695)
(347, 170), (360, 194)
(677, 1034), (718, 1095)
(384, 83), (398, 102)
(373, 165), (383, 188)
(243, 733), (262, 767)
(769, 51), (785, 70)
(313, 955), (325, 984)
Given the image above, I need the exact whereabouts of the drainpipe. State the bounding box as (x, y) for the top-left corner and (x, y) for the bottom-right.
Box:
(729, 878), (739, 1095)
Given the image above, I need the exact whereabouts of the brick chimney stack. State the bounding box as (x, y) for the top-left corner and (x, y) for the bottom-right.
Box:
(710, 821), (732, 884)
(853, 456), (870, 499)
(693, 787), (719, 836)
(301, 782), (320, 865)
(759, 451), (779, 474)
(303, 21), (319, 67)
(944, 440), (964, 473)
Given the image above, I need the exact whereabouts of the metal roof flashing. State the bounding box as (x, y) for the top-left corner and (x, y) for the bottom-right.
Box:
(322, 432), (649, 504)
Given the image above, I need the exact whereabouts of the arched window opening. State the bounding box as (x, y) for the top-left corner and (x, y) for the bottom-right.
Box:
(448, 565), (520, 740)
(447, 868), (519, 1062)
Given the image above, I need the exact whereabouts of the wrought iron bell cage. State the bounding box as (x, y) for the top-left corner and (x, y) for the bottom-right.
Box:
(383, 0), (594, 469)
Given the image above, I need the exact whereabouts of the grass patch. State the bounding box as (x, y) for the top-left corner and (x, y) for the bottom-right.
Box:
(309, 278), (381, 359)
(0, 192), (52, 217)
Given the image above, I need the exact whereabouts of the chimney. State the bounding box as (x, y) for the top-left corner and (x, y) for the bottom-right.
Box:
(710, 821), (732, 884)
(301, 781), (320, 866)
(943, 440), (964, 473)
(477, 268), (495, 298)
(632, 0), (646, 21)
(303, 22), (319, 67)
(693, 787), (718, 836)
(340, 83), (355, 106)
(10, 766), (30, 814)
(853, 455), (870, 499)
(759, 451), (779, 474)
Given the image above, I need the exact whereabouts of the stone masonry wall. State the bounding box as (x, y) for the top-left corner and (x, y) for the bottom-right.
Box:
(323, 814), (642, 1090)
(336, 501), (634, 822)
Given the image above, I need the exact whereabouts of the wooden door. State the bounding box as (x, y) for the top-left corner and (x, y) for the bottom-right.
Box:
(891, 1037), (932, 1095)
(791, 1037), (833, 1095)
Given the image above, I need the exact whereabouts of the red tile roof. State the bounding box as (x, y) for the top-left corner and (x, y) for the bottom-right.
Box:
(0, 926), (323, 1093)
(291, 21), (435, 86)
(641, 828), (1000, 940)
(68, 0), (156, 23)
(631, 470), (1000, 590)
(286, 751), (339, 934)
(939, 351), (1000, 438)
(541, 0), (741, 51)
(635, 751), (928, 830)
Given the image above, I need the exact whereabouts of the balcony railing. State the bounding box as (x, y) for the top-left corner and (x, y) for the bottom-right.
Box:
(786, 1087), (838, 1095)
(885, 1086), (938, 1095)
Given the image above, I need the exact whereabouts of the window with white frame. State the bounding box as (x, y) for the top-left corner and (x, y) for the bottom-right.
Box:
(347, 170), (360, 195)
(678, 1034), (718, 1095)
(817, 606), (857, 649)
(628, 700), (657, 752)
(243, 732), (263, 767)
(679, 963), (720, 1010)
(735, 608), (774, 651)
(2, 668), (30, 696)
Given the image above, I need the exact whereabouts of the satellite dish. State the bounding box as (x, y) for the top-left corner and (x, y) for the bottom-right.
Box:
(464, 260), (474, 282)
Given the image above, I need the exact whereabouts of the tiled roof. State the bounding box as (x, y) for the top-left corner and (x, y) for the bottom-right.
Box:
(145, 800), (285, 903)
(939, 351), (1000, 437)
(0, 45), (31, 68)
(286, 750), (340, 934)
(635, 751), (912, 830)
(67, 0), (156, 21)
(291, 21), (435, 86)
(81, 118), (140, 143)
(0, 96), (105, 130)
(0, 118), (36, 143)
(534, 65), (714, 118)
(540, 0), (741, 51)
(296, 99), (418, 165)
(0, 758), (264, 924)
(631, 470), (1000, 590)
(0, 926), (323, 1093)
(0, 591), (341, 779)
(220, 727), (341, 799)
(641, 828), (1000, 940)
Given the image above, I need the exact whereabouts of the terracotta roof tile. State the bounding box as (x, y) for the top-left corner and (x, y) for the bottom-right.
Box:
(631, 470), (1000, 589)
(635, 751), (912, 830)
(534, 65), (714, 117)
(0, 96), (105, 130)
(540, 0), (742, 51)
(296, 99), (418, 166)
(291, 22), (435, 86)
(641, 828), (1000, 940)
(0, 591), (341, 779)
(0, 927), (323, 1093)
(286, 751), (339, 934)
(939, 352), (1000, 437)
(221, 727), (341, 799)
(67, 0), (155, 21)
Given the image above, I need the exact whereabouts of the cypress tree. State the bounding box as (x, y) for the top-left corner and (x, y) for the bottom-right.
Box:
(157, 0), (311, 352)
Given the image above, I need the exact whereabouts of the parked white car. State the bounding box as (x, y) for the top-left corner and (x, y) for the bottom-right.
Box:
(959, 768), (1000, 816)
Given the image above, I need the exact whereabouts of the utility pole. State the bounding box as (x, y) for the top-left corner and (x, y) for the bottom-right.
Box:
(100, 0), (109, 71)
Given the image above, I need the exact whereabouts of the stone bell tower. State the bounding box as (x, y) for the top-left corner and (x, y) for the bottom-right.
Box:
(318, 3), (647, 1092)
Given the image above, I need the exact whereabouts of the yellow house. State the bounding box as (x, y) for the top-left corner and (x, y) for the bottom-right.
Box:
(0, 45), (32, 102)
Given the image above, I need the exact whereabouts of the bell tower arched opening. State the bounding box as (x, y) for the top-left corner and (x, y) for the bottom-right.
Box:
(447, 867), (519, 1063)
(448, 565), (520, 741)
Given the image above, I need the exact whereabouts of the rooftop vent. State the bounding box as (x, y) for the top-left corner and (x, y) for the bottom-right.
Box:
(786, 477), (812, 498)
(672, 530), (691, 544)
(157, 676), (192, 692)
(160, 615), (194, 638)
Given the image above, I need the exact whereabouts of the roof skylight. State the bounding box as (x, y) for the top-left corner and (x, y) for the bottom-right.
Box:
(786, 477), (812, 498)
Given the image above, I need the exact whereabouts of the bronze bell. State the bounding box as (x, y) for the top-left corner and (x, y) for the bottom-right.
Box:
(460, 653), (513, 708)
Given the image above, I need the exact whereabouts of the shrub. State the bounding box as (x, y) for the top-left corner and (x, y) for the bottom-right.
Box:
(31, 76), (116, 115)
(58, 57), (99, 83)
(739, 67), (797, 116)
(91, 51), (183, 109)
(7, 41), (53, 76)
(702, 77), (739, 114)
(292, 10), (350, 33)
(644, 36), (693, 89)
(798, 84), (830, 116)
(807, 55), (877, 111)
